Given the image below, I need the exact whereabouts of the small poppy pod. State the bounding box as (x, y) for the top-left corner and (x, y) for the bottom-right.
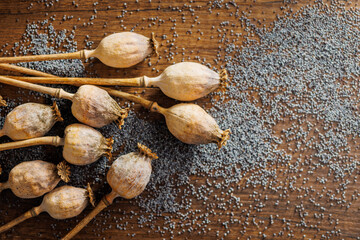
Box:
(71, 85), (128, 129)
(159, 103), (230, 148)
(62, 123), (113, 165)
(40, 185), (93, 219)
(0, 102), (63, 140)
(85, 32), (159, 68)
(0, 160), (70, 199)
(146, 62), (228, 101)
(0, 185), (95, 234)
(107, 143), (158, 199)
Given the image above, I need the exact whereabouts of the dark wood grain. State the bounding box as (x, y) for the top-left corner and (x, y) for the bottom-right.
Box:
(0, 0), (359, 239)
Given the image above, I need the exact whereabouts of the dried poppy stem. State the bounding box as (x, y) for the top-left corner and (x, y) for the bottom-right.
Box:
(0, 185), (94, 234)
(0, 206), (43, 233)
(9, 76), (144, 87)
(0, 76), (128, 128)
(103, 87), (230, 148)
(0, 32), (158, 68)
(0, 136), (64, 151)
(8, 62), (228, 101)
(104, 87), (155, 110)
(0, 63), (56, 77)
(0, 75), (74, 100)
(0, 182), (8, 193)
(62, 143), (157, 240)
(61, 191), (117, 240)
(0, 52), (84, 64)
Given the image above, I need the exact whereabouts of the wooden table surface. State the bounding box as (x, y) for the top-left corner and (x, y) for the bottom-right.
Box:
(0, 0), (359, 239)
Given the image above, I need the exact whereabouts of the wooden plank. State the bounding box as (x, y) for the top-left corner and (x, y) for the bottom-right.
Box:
(0, 0), (359, 239)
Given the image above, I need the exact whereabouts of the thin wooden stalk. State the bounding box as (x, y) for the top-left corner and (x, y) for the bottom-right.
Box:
(61, 190), (119, 240)
(102, 87), (152, 107)
(0, 51), (85, 64)
(0, 136), (64, 151)
(0, 129), (5, 138)
(9, 76), (145, 87)
(0, 64), (56, 77)
(101, 87), (166, 114)
(0, 182), (9, 193)
(0, 206), (43, 233)
(0, 75), (74, 100)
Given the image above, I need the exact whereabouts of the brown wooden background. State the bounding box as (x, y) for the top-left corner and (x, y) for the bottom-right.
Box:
(0, 0), (359, 239)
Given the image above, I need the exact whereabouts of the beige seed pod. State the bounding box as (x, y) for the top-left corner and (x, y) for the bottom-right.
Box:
(145, 62), (228, 101)
(63, 123), (113, 165)
(0, 102), (63, 141)
(0, 185), (94, 234)
(40, 185), (92, 219)
(106, 143), (157, 199)
(62, 144), (157, 240)
(0, 160), (70, 199)
(85, 32), (159, 68)
(0, 124), (113, 166)
(160, 103), (230, 148)
(71, 85), (128, 128)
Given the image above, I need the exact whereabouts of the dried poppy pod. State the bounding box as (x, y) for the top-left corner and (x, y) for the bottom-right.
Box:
(106, 143), (157, 199)
(144, 62), (228, 101)
(86, 32), (159, 68)
(71, 85), (127, 128)
(0, 123), (113, 165)
(105, 88), (230, 149)
(62, 144), (157, 240)
(0, 102), (63, 141)
(0, 185), (94, 234)
(158, 103), (230, 148)
(0, 76), (128, 129)
(0, 160), (70, 199)
(14, 62), (228, 101)
(0, 32), (158, 68)
(62, 123), (113, 165)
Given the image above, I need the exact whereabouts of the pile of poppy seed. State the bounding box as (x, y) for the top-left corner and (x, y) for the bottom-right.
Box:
(0, 0), (359, 239)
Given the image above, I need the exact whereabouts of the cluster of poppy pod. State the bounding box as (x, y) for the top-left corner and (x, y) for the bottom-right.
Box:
(0, 32), (230, 239)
